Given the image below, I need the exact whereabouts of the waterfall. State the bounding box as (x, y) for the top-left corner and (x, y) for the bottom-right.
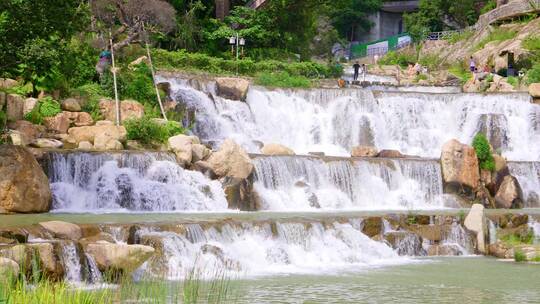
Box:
(137, 220), (402, 279)
(529, 218), (540, 245)
(508, 162), (540, 207)
(44, 151), (228, 212)
(488, 220), (498, 245)
(84, 253), (103, 283)
(252, 156), (445, 210)
(165, 76), (540, 161)
(442, 222), (474, 255)
(61, 242), (83, 283)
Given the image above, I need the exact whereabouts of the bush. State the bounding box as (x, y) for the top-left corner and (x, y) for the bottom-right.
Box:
(255, 71), (311, 88)
(446, 30), (474, 44)
(24, 97), (62, 125)
(378, 51), (417, 68)
(507, 76), (519, 88)
(124, 117), (185, 144)
(472, 133), (495, 171)
(449, 63), (472, 84)
(514, 249), (527, 262)
(526, 64), (540, 84)
(475, 28), (518, 51)
(480, 0), (497, 14)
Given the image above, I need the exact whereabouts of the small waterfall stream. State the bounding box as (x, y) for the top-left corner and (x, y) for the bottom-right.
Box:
(44, 151), (228, 212)
(61, 242), (83, 283)
(508, 162), (540, 207)
(253, 156), (445, 210)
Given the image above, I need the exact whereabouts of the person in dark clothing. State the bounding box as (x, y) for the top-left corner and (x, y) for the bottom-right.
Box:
(353, 62), (361, 81)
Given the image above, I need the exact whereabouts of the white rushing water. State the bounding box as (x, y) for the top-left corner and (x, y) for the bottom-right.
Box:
(164, 77), (540, 160)
(253, 156), (445, 210)
(61, 242), (83, 283)
(137, 220), (403, 280)
(46, 152), (228, 212)
(508, 162), (540, 207)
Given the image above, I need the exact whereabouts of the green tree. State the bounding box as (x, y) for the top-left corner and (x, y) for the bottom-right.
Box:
(0, 0), (89, 93)
(328, 0), (382, 41)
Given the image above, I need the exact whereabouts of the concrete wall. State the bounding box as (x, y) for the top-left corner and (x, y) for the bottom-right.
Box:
(360, 11), (405, 43)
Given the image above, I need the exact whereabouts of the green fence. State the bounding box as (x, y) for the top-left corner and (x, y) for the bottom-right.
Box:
(351, 33), (411, 58)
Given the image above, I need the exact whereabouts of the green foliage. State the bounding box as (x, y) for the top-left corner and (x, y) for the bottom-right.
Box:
(486, 74), (494, 83)
(0, 110), (6, 130)
(446, 30), (474, 44)
(531, 255), (540, 262)
(449, 63), (472, 84)
(419, 54), (442, 71)
(74, 83), (107, 121)
(256, 72), (312, 88)
(526, 64), (540, 84)
(378, 51), (417, 68)
(472, 133), (495, 171)
(475, 28), (518, 51)
(414, 74), (428, 82)
(523, 35), (540, 52)
(154, 49), (338, 79)
(23, 97), (62, 125)
(507, 76), (519, 88)
(514, 249), (527, 262)
(124, 117), (185, 144)
(480, 0), (497, 14)
(328, 0), (382, 41)
(457, 210), (466, 223)
(5, 83), (33, 96)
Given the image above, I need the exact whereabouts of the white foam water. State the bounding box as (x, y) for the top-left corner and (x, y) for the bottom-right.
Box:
(442, 222), (474, 255)
(61, 242), (83, 282)
(164, 77), (540, 160)
(137, 220), (403, 280)
(508, 162), (540, 207)
(45, 152), (228, 212)
(253, 156), (445, 210)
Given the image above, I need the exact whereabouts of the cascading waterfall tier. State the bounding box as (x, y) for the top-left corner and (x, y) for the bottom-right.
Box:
(508, 161), (540, 207)
(43, 151), (228, 212)
(163, 76), (540, 161)
(252, 155), (445, 210)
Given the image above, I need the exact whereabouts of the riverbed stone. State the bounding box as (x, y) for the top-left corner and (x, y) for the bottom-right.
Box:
(68, 124), (127, 144)
(85, 243), (155, 275)
(441, 139), (480, 196)
(261, 143), (295, 156)
(529, 83), (540, 98)
(191, 144), (212, 162)
(94, 134), (123, 151)
(464, 204), (487, 254)
(351, 146), (378, 157)
(222, 176), (260, 211)
(39, 221), (82, 240)
(207, 139), (254, 179)
(30, 138), (63, 149)
(8, 120), (46, 144)
(427, 244), (462, 256)
(362, 217), (382, 237)
(78, 141), (94, 150)
(495, 175), (524, 208)
(0, 145), (51, 213)
(384, 231), (424, 256)
(167, 134), (198, 166)
(216, 77), (250, 101)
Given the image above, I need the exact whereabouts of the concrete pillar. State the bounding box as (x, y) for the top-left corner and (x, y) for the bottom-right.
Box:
(216, 0), (230, 21)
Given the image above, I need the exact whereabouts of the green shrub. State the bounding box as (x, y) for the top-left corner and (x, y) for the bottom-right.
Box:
(124, 117), (185, 144)
(475, 28), (518, 51)
(507, 76), (519, 88)
(472, 133), (495, 171)
(0, 110), (6, 130)
(414, 74), (428, 82)
(74, 83), (107, 121)
(23, 97), (61, 125)
(419, 54), (441, 71)
(378, 51), (417, 68)
(449, 63), (472, 84)
(480, 0), (497, 14)
(531, 255), (540, 262)
(446, 30), (474, 44)
(522, 35), (540, 52)
(255, 71), (311, 88)
(5, 83), (33, 96)
(526, 64), (540, 84)
(514, 249), (527, 262)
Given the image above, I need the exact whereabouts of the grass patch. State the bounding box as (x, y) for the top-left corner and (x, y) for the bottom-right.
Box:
(514, 249), (527, 262)
(23, 97), (62, 125)
(449, 64), (472, 84)
(446, 30), (474, 44)
(378, 50), (417, 69)
(522, 35), (540, 52)
(474, 28), (518, 51)
(501, 231), (534, 247)
(255, 71), (312, 88)
(124, 117), (186, 145)
(507, 76), (519, 88)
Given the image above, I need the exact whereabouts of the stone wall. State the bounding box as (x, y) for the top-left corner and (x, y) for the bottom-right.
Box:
(477, 0), (540, 29)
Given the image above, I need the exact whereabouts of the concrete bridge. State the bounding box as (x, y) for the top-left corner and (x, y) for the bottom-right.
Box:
(361, 0), (419, 43)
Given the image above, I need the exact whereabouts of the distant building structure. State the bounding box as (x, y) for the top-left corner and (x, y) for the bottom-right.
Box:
(359, 0), (419, 43)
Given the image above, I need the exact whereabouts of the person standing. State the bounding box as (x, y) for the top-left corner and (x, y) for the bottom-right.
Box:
(353, 61), (361, 81)
(469, 56), (476, 72)
(361, 64), (367, 81)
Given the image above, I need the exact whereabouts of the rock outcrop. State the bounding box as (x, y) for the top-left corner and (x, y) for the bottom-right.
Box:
(0, 145), (51, 213)
(494, 175), (523, 208)
(167, 134), (201, 166)
(216, 77), (250, 101)
(464, 204), (487, 254)
(68, 122), (127, 145)
(261, 143), (295, 156)
(207, 139), (253, 179)
(440, 139), (480, 197)
(0, 78), (19, 90)
(351, 146), (378, 157)
(6, 94), (24, 121)
(222, 176), (260, 211)
(85, 243), (154, 275)
(39, 221), (82, 240)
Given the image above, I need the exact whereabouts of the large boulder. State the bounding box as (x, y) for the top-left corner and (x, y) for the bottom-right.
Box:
(494, 175), (523, 208)
(377, 149), (404, 158)
(0, 78), (18, 90)
(207, 139), (254, 179)
(191, 144), (211, 162)
(351, 146), (378, 157)
(0, 145), (51, 213)
(464, 204), (486, 254)
(61, 98), (81, 112)
(440, 139), (480, 196)
(23, 98), (39, 115)
(261, 143), (295, 156)
(0, 243), (63, 280)
(68, 123), (127, 144)
(529, 83), (540, 98)
(30, 138), (63, 149)
(99, 99), (145, 123)
(7, 120), (46, 144)
(39, 221), (82, 240)
(167, 134), (200, 166)
(222, 176), (260, 211)
(6, 94), (24, 121)
(93, 134), (123, 151)
(44, 112), (71, 134)
(85, 243), (154, 274)
(216, 77), (250, 101)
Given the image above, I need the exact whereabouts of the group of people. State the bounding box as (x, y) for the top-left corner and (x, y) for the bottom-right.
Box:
(407, 62), (427, 77)
(352, 62), (367, 81)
